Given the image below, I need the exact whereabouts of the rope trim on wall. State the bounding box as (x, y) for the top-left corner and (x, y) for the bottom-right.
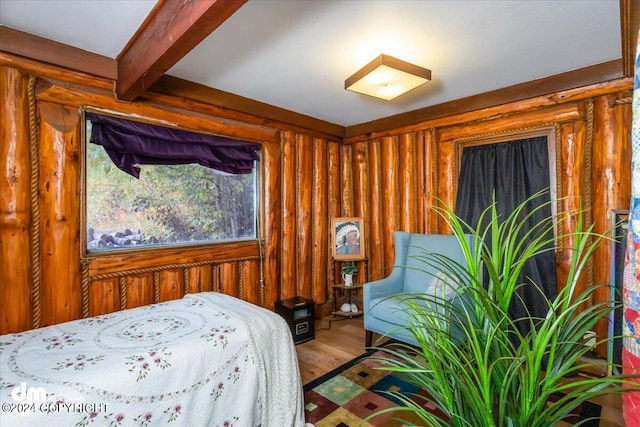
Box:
(584, 100), (595, 290)
(212, 264), (220, 293)
(554, 123), (562, 223)
(81, 260), (90, 318)
(119, 276), (127, 310)
(453, 123), (557, 143)
(153, 272), (160, 303)
(258, 239), (265, 306)
(374, 139), (384, 274)
(430, 129), (439, 233)
(183, 267), (191, 294)
(450, 135), (459, 223)
(394, 136), (400, 231)
(411, 133), (418, 231)
(238, 261), (244, 299)
(89, 256), (259, 281)
(28, 75), (42, 329)
(326, 142), (335, 293)
(362, 143), (371, 281)
(612, 96), (632, 105)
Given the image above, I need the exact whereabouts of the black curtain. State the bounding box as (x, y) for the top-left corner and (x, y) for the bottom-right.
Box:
(455, 136), (556, 335)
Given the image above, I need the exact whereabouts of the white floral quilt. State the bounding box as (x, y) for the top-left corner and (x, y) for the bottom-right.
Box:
(0, 292), (305, 426)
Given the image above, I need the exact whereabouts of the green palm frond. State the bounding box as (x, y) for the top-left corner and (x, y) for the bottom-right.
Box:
(371, 191), (640, 426)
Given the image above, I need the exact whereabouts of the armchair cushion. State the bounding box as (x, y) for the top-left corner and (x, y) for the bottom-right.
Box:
(403, 234), (469, 293)
(430, 271), (462, 299)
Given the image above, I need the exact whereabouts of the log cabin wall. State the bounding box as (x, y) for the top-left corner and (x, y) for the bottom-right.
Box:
(0, 50), (633, 358)
(344, 79), (633, 356)
(0, 58), (341, 334)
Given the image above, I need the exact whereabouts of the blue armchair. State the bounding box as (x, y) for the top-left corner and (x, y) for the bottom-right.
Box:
(363, 232), (473, 347)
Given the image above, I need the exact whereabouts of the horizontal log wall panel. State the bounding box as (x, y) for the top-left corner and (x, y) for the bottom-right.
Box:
(88, 241), (260, 276)
(0, 28), (116, 80)
(147, 83), (344, 141)
(1, 51), (343, 140)
(346, 61), (623, 139)
(437, 102), (582, 142)
(38, 102), (82, 327)
(0, 52), (114, 92)
(0, 67), (32, 333)
(36, 81), (278, 145)
(346, 78), (632, 143)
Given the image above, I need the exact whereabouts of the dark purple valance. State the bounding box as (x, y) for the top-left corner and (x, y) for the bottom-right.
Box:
(86, 113), (260, 178)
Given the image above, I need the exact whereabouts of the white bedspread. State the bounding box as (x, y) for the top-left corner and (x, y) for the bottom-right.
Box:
(0, 292), (305, 426)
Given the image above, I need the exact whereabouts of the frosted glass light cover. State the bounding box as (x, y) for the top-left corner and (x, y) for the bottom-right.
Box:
(345, 54), (431, 101)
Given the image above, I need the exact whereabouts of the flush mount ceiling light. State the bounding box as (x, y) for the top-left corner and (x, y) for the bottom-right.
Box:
(345, 54), (431, 101)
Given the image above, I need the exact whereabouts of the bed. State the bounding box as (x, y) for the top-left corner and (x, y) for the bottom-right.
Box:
(0, 292), (305, 426)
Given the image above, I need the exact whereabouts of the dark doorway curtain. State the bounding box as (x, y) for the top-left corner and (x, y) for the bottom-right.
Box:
(454, 136), (556, 335)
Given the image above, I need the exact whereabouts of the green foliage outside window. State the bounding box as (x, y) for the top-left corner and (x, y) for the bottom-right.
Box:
(85, 122), (257, 253)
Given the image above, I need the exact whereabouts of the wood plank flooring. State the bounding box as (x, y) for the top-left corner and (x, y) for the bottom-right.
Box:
(296, 316), (625, 427)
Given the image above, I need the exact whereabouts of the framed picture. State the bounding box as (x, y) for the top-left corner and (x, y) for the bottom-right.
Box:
(331, 217), (365, 260)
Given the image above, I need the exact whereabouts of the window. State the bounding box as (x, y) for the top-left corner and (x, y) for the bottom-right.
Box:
(85, 116), (259, 253)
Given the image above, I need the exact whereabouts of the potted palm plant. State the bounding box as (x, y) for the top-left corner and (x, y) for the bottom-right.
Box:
(371, 192), (640, 426)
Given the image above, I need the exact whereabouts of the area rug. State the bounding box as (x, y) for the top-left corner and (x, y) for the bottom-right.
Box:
(303, 341), (602, 427)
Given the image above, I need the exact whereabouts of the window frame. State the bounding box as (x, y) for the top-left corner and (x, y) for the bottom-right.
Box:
(80, 109), (262, 259)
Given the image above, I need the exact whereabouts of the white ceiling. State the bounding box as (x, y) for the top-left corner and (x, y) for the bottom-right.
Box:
(0, 0), (622, 127)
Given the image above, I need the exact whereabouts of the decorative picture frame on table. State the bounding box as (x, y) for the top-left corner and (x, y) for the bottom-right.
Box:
(331, 217), (365, 260)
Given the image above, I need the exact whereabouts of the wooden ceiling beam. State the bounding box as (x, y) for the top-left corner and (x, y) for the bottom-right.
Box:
(116, 0), (247, 102)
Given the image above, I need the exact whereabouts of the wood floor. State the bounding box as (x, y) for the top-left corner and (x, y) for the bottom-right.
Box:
(296, 316), (625, 427)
